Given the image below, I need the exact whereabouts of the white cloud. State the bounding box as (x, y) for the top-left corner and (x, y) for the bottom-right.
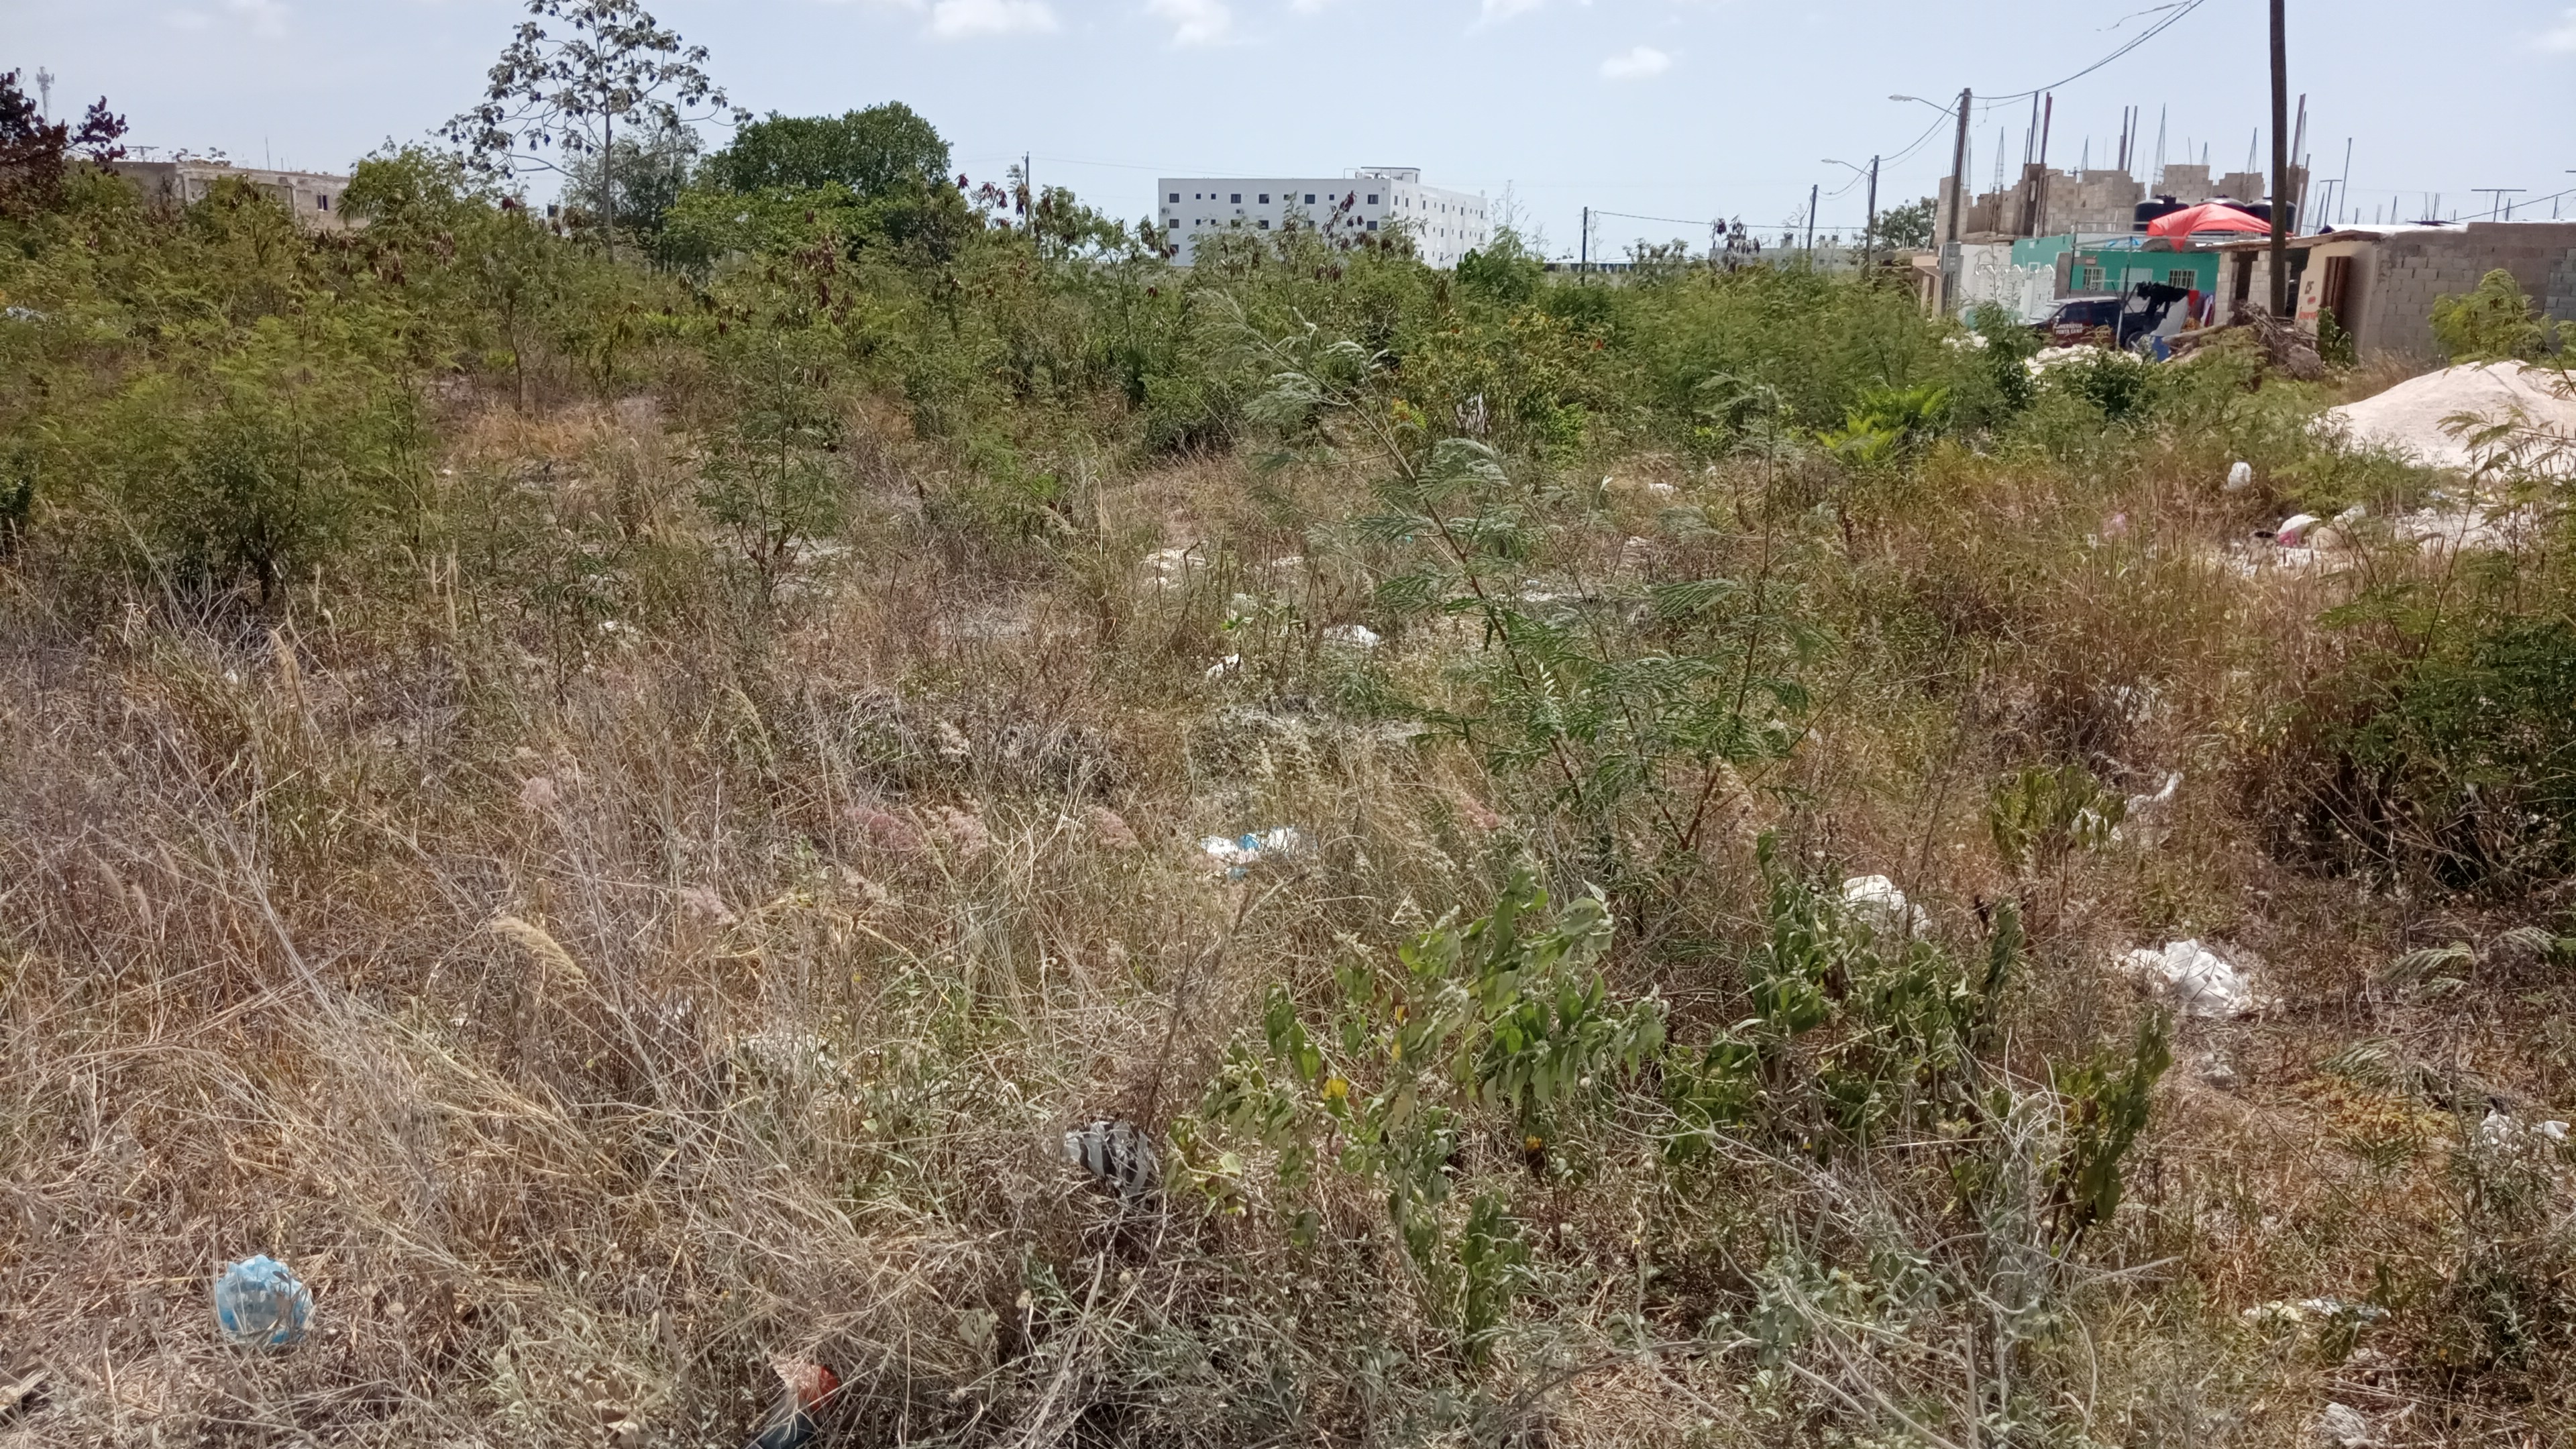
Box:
(1148, 0), (1233, 46)
(1480, 0), (1552, 19)
(2542, 7), (2576, 51)
(1599, 44), (1672, 80)
(924, 0), (1059, 38)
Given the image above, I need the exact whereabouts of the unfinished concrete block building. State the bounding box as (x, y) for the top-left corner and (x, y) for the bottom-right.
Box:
(2216, 221), (2576, 362)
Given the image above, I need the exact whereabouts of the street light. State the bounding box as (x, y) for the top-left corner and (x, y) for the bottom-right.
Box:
(1891, 94), (1957, 117)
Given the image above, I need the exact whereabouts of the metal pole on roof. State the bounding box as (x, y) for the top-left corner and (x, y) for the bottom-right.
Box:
(2267, 0), (2291, 317)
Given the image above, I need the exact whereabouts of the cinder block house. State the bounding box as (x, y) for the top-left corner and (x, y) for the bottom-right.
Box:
(2214, 221), (2576, 360)
(116, 160), (357, 232)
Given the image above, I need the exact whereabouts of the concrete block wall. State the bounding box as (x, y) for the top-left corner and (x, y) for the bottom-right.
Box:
(2359, 224), (2576, 361)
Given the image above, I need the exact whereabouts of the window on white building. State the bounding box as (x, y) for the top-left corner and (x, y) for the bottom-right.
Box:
(1259, 193), (1270, 203)
(1169, 193), (1180, 203)
(1366, 194), (1379, 205)
(1304, 193), (1316, 205)
(1230, 193), (1242, 203)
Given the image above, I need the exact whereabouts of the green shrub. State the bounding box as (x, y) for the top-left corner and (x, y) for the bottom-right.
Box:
(2431, 269), (2557, 363)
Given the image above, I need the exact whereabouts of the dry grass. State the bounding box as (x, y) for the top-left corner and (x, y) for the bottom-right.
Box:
(2, 381), (2571, 1449)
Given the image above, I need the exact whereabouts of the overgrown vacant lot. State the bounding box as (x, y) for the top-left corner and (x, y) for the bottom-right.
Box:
(5, 131), (2576, 1449)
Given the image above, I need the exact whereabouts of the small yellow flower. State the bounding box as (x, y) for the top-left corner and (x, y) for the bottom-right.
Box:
(1523, 1134), (1545, 1154)
(1322, 1077), (1350, 1102)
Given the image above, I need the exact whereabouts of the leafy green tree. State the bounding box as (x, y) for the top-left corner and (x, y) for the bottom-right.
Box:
(2431, 268), (2557, 362)
(1873, 197), (1936, 250)
(698, 104), (950, 198)
(561, 114), (699, 261)
(442, 0), (743, 262)
(1454, 227), (1546, 307)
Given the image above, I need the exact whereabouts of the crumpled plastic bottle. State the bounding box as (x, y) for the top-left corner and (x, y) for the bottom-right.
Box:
(213, 1255), (311, 1349)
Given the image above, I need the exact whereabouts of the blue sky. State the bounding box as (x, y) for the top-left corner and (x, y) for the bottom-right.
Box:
(10, 0), (2576, 256)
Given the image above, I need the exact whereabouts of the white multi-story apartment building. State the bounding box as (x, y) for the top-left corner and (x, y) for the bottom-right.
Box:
(1157, 167), (1492, 268)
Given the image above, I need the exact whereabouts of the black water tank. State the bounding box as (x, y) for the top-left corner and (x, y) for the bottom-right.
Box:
(2133, 196), (2188, 231)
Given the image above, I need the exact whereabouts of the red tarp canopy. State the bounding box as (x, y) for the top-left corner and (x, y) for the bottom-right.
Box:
(2147, 203), (2271, 239)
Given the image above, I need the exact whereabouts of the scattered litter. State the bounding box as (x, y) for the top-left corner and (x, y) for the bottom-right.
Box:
(2307, 1401), (2377, 1448)
(213, 1254), (311, 1350)
(2225, 460), (2255, 492)
(1841, 875), (1931, 938)
(1201, 826), (1309, 878)
(2477, 1109), (2571, 1150)
(517, 775), (560, 812)
(2116, 940), (2254, 1017)
(2390, 501), (2528, 556)
(2026, 344), (2107, 375)
(1061, 1118), (1161, 1202)
(2115, 772), (2183, 847)
(2244, 1298), (2389, 1330)
(2318, 362), (2576, 478)
(2194, 1053), (2243, 1090)
(1205, 655), (1242, 680)
(1142, 546), (1208, 591)
(1323, 624), (1382, 651)
(745, 1360), (839, 1449)
(2275, 513), (2324, 547)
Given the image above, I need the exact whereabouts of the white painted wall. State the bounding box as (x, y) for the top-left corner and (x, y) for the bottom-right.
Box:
(1157, 167), (1492, 268)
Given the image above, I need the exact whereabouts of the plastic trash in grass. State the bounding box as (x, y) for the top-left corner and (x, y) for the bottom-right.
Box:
(743, 1360), (838, 1449)
(1840, 875), (1930, 939)
(2116, 940), (2253, 1018)
(2225, 460), (2255, 492)
(1201, 827), (1308, 879)
(213, 1255), (310, 1349)
(1061, 1118), (1161, 1203)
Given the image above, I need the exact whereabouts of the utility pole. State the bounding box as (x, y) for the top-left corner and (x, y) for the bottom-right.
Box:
(1806, 183), (1819, 260)
(34, 68), (54, 120)
(1945, 89), (1972, 246)
(1939, 87), (1972, 314)
(2336, 138), (2353, 227)
(1580, 205), (1589, 276)
(1864, 155), (1880, 270)
(2029, 93), (2054, 237)
(2267, 0), (2291, 317)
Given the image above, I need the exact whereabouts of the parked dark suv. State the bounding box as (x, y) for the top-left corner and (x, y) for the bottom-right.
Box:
(2034, 282), (2190, 350)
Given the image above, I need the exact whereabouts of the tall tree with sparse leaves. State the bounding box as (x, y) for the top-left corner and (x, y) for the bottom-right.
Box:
(441, 0), (742, 260)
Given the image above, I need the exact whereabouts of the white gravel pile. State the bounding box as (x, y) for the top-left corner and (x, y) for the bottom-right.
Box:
(2319, 362), (2576, 477)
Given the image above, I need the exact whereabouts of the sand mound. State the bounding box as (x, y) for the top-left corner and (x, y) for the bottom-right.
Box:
(2320, 362), (2576, 477)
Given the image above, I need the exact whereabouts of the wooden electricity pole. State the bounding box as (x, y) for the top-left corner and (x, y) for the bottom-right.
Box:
(2268, 0), (2290, 317)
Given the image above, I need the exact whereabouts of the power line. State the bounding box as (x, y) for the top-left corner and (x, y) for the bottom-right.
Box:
(1982, 0), (2214, 103)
